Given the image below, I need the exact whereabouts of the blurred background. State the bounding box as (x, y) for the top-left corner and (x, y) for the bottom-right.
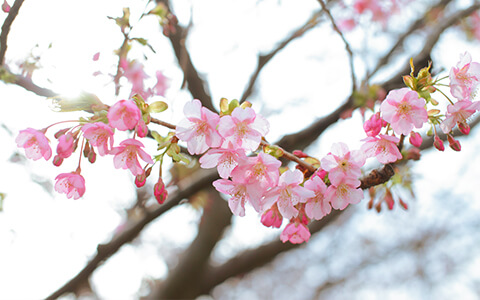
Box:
(1, 0), (480, 299)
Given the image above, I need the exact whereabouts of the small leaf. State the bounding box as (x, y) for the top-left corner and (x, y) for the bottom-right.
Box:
(148, 101), (168, 113)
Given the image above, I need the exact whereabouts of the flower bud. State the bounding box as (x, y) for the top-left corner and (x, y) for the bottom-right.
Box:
(135, 172), (147, 188)
(447, 134), (461, 151)
(434, 135), (444, 151)
(154, 178), (168, 204)
(53, 155), (63, 167)
(458, 122), (470, 135)
(409, 131), (422, 147)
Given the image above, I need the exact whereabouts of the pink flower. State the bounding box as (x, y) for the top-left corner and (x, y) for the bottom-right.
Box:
(55, 172), (86, 200)
(409, 131), (422, 147)
(231, 152), (281, 190)
(110, 139), (154, 176)
(380, 88), (428, 135)
(107, 100), (141, 131)
(450, 52), (480, 101)
(217, 106), (269, 152)
(320, 142), (365, 186)
(213, 178), (264, 216)
(199, 144), (247, 179)
(153, 71), (170, 97)
(262, 169), (315, 220)
(81, 122), (114, 156)
(361, 134), (402, 164)
(303, 175), (331, 220)
(16, 128), (52, 161)
(363, 112), (385, 137)
(176, 100), (223, 155)
(280, 222), (311, 244)
(154, 178), (168, 204)
(260, 204), (283, 228)
(440, 100), (480, 134)
(120, 59), (148, 95)
(325, 177), (364, 210)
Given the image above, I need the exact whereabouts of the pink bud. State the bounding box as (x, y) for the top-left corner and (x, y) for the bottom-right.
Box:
(409, 131), (422, 147)
(260, 206), (283, 228)
(154, 179), (168, 204)
(53, 155), (63, 167)
(93, 52), (100, 61)
(458, 122), (470, 135)
(292, 150), (308, 158)
(363, 112), (383, 137)
(447, 134), (461, 151)
(135, 172), (147, 188)
(2, 0), (10, 13)
(434, 135), (444, 151)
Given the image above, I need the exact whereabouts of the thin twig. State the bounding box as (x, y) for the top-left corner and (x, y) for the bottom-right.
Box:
(0, 0), (25, 65)
(239, 10), (323, 103)
(317, 0), (357, 91)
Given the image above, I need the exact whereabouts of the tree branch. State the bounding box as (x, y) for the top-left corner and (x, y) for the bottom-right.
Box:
(239, 10), (323, 104)
(0, 0), (25, 65)
(45, 168), (219, 300)
(156, 0), (214, 112)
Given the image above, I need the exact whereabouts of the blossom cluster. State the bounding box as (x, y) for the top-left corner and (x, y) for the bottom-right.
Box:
(15, 52), (480, 244)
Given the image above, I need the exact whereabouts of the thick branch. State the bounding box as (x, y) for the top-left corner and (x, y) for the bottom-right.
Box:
(45, 169), (219, 300)
(147, 188), (232, 299)
(0, 0), (25, 65)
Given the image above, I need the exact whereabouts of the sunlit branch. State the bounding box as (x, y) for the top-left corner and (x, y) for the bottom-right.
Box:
(367, 0), (454, 81)
(317, 0), (357, 91)
(0, 0), (25, 65)
(239, 10), (323, 104)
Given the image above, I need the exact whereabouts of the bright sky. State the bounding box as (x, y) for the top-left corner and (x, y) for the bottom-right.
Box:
(1, 0), (480, 299)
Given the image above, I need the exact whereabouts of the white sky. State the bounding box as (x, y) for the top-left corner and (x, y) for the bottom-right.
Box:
(1, 0), (480, 299)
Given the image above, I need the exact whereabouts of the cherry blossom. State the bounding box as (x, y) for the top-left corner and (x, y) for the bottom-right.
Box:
(320, 142), (365, 186)
(176, 99), (222, 155)
(361, 134), (402, 164)
(199, 144), (247, 179)
(380, 88), (428, 136)
(120, 59), (148, 96)
(212, 178), (264, 216)
(15, 128), (52, 161)
(439, 100), (480, 134)
(450, 52), (480, 101)
(81, 122), (114, 156)
(262, 169), (315, 220)
(280, 222), (311, 244)
(107, 99), (141, 131)
(325, 177), (364, 210)
(231, 152), (281, 190)
(304, 175), (331, 220)
(217, 106), (269, 152)
(55, 172), (86, 200)
(153, 71), (170, 97)
(110, 139), (154, 176)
